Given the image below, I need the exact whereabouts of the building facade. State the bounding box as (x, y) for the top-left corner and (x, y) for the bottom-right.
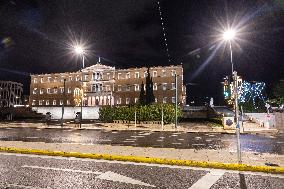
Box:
(0, 81), (23, 107)
(29, 63), (186, 107)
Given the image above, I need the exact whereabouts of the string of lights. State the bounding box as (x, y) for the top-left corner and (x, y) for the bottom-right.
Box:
(157, 1), (171, 63)
(238, 81), (266, 109)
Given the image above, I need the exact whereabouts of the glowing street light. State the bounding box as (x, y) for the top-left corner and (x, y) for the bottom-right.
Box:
(74, 45), (84, 55)
(223, 29), (236, 41)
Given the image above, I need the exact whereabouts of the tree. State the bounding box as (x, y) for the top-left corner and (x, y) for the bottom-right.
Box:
(139, 82), (145, 105)
(271, 80), (284, 105)
(145, 68), (155, 104)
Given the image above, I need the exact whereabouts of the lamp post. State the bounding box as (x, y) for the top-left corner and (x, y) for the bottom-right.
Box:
(74, 45), (85, 128)
(222, 29), (242, 163)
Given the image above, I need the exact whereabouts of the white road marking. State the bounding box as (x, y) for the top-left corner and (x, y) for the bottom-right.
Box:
(22, 165), (155, 187)
(178, 139), (184, 141)
(4, 183), (49, 189)
(26, 137), (39, 139)
(22, 165), (103, 174)
(189, 170), (225, 189)
(130, 135), (145, 138)
(96, 171), (155, 187)
(192, 144), (205, 146)
(172, 143), (182, 145)
(1, 153), (283, 179)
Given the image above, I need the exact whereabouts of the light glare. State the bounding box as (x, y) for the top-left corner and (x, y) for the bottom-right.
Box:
(74, 46), (84, 54)
(223, 29), (236, 41)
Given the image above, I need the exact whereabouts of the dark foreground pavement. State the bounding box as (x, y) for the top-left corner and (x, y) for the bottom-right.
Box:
(0, 153), (283, 189)
(0, 127), (283, 154)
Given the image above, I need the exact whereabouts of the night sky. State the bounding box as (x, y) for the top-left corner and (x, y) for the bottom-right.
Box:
(0, 0), (283, 105)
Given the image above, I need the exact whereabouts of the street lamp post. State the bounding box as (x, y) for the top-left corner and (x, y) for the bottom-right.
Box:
(223, 29), (242, 163)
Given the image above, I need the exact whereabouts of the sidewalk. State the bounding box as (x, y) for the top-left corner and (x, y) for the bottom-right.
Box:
(0, 141), (283, 169)
(0, 121), (278, 134)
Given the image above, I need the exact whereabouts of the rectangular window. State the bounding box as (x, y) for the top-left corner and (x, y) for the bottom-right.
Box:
(153, 71), (157, 77)
(155, 98), (158, 103)
(32, 100), (36, 106)
(47, 77), (52, 82)
(67, 100), (70, 105)
(33, 78), (37, 83)
(163, 97), (167, 103)
(118, 73), (122, 79)
(163, 83), (167, 90)
(126, 72), (130, 79)
(162, 70), (166, 77)
(134, 84), (140, 91)
(172, 97), (176, 103)
(105, 85), (110, 91)
(39, 100), (43, 105)
(171, 70), (176, 76)
(47, 88), (51, 94)
(126, 98), (130, 104)
(135, 72), (139, 78)
(144, 71), (148, 78)
(33, 88), (37, 94)
(76, 75), (80, 81)
(117, 85), (122, 91)
(107, 73), (111, 80)
(40, 89), (44, 94)
(172, 83), (176, 90)
(53, 100), (56, 105)
(68, 88), (72, 93)
(126, 85), (130, 91)
(60, 87), (64, 93)
(117, 98), (121, 105)
(40, 78), (44, 83)
(60, 100), (63, 105)
(135, 98), (138, 103)
(153, 83), (157, 90)
(54, 88), (58, 94)
(84, 74), (89, 81)
(46, 100), (49, 105)
(54, 77), (58, 82)
(69, 76), (72, 81)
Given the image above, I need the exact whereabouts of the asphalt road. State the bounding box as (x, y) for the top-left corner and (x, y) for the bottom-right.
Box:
(0, 127), (283, 154)
(0, 153), (283, 189)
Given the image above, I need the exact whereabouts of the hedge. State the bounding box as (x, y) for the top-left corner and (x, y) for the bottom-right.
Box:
(99, 104), (182, 124)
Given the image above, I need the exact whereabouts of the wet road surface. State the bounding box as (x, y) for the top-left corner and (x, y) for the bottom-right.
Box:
(0, 153), (283, 189)
(0, 127), (283, 154)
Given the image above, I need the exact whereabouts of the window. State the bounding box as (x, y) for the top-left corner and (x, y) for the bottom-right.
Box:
(47, 88), (51, 94)
(107, 73), (111, 80)
(172, 83), (176, 90)
(105, 85), (110, 91)
(153, 71), (157, 77)
(60, 100), (63, 105)
(172, 97), (176, 103)
(171, 70), (176, 76)
(40, 89), (44, 94)
(33, 78), (38, 83)
(126, 72), (130, 79)
(32, 100), (36, 106)
(135, 72), (139, 78)
(163, 83), (167, 90)
(118, 73), (122, 79)
(47, 77), (52, 82)
(163, 97), (167, 103)
(53, 100), (56, 105)
(144, 71), (148, 78)
(162, 70), (166, 77)
(126, 98), (130, 104)
(68, 88), (72, 93)
(155, 98), (158, 103)
(46, 100), (49, 105)
(76, 75), (80, 81)
(67, 100), (70, 105)
(60, 87), (64, 93)
(39, 100), (43, 105)
(69, 76), (72, 81)
(54, 88), (58, 94)
(84, 74), (89, 81)
(54, 77), (58, 82)
(117, 85), (122, 91)
(60, 77), (65, 82)
(134, 84), (140, 91)
(117, 98), (121, 104)
(135, 98), (138, 103)
(33, 88), (37, 94)
(153, 83), (157, 90)
(126, 85), (130, 91)
(40, 78), (44, 83)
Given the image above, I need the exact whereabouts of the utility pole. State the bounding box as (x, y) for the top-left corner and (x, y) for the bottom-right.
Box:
(175, 73), (178, 129)
(161, 104), (164, 130)
(234, 71), (241, 163)
(61, 79), (66, 127)
(80, 79), (83, 129)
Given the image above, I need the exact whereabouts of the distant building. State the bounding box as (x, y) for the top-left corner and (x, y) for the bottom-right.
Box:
(29, 63), (186, 107)
(0, 81), (23, 107)
(222, 75), (242, 105)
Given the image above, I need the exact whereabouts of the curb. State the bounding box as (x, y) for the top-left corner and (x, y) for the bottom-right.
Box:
(0, 147), (283, 174)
